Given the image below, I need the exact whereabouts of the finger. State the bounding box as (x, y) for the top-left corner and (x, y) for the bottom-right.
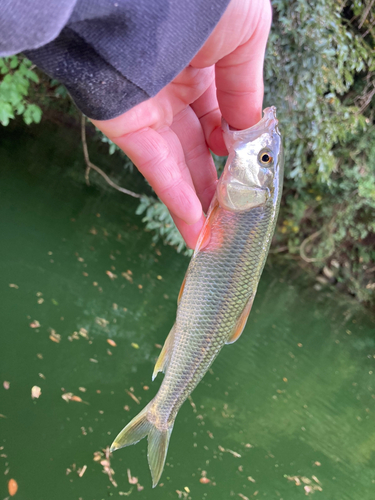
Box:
(113, 127), (202, 225)
(171, 106), (218, 213)
(172, 213), (206, 250)
(215, 6), (272, 129)
(190, 80), (227, 156)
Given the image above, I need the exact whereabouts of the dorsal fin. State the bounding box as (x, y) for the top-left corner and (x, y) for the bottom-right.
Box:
(226, 296), (254, 344)
(152, 323), (176, 380)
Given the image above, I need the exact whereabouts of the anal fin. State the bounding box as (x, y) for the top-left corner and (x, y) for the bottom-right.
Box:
(152, 323), (176, 380)
(226, 296), (254, 344)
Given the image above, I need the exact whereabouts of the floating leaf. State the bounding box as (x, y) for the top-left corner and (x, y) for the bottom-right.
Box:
(95, 317), (109, 328)
(61, 392), (88, 404)
(8, 478), (18, 496)
(49, 329), (61, 343)
(107, 339), (117, 347)
(31, 386), (41, 399)
(29, 320), (40, 328)
(200, 477), (210, 484)
(78, 465), (87, 477)
(3, 381), (10, 390)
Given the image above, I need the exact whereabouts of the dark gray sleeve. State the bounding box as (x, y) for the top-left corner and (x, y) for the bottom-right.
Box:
(0, 0), (77, 56)
(0, 0), (229, 120)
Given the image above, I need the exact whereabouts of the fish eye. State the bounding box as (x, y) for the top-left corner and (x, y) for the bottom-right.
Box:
(258, 150), (273, 165)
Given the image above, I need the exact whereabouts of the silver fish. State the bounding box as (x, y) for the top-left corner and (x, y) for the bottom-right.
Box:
(111, 107), (283, 486)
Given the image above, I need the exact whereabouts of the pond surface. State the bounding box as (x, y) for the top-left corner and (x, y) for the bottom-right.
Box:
(1, 122), (375, 500)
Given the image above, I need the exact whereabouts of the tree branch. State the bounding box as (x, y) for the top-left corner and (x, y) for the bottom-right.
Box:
(81, 115), (141, 199)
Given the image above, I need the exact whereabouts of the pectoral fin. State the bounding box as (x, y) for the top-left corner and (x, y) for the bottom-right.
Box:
(177, 276), (186, 306)
(226, 296), (254, 344)
(193, 196), (219, 257)
(152, 324), (176, 380)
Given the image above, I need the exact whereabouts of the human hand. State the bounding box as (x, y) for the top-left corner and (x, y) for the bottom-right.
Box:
(92, 0), (272, 249)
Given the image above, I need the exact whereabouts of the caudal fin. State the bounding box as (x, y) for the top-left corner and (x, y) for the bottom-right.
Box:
(110, 403), (174, 487)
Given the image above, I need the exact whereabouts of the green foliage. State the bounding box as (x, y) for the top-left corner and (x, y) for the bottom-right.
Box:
(136, 196), (192, 255)
(264, 0), (375, 303)
(0, 56), (42, 125)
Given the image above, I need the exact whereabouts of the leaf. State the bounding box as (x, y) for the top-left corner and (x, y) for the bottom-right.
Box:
(31, 386), (41, 399)
(8, 478), (18, 496)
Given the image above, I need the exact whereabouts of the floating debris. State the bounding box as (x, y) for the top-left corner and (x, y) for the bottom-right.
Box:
(3, 381), (10, 390)
(106, 270), (117, 280)
(78, 465), (87, 477)
(119, 489), (134, 496)
(8, 478), (18, 496)
(95, 317), (109, 328)
(31, 386), (41, 399)
(49, 329), (61, 343)
(79, 328), (89, 339)
(90, 358), (98, 363)
(286, 475), (322, 495)
(121, 271), (133, 283)
(125, 389), (140, 404)
(248, 476), (256, 483)
(61, 392), (88, 404)
(238, 494), (249, 500)
(29, 320), (41, 329)
(218, 446), (241, 458)
(93, 447), (117, 487)
(9, 284), (19, 289)
(38, 373), (46, 380)
(200, 477), (210, 484)
(107, 339), (117, 347)
(127, 468), (138, 485)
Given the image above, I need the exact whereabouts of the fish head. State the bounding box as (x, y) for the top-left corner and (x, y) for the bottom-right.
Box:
(217, 107), (283, 212)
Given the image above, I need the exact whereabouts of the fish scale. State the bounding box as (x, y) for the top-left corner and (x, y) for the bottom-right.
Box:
(155, 203), (277, 421)
(110, 107), (283, 487)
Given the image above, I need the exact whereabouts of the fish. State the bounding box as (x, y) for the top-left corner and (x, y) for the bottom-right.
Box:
(110, 106), (284, 486)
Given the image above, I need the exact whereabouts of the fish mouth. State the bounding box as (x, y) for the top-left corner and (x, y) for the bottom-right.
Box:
(222, 107), (279, 150)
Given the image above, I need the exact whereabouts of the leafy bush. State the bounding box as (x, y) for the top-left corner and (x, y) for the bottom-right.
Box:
(0, 56), (41, 125)
(264, 0), (375, 302)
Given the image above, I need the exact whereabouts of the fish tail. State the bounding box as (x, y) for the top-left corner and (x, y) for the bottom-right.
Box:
(148, 423), (174, 487)
(110, 402), (174, 487)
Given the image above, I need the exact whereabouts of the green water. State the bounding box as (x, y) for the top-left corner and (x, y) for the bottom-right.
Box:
(1, 122), (375, 500)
